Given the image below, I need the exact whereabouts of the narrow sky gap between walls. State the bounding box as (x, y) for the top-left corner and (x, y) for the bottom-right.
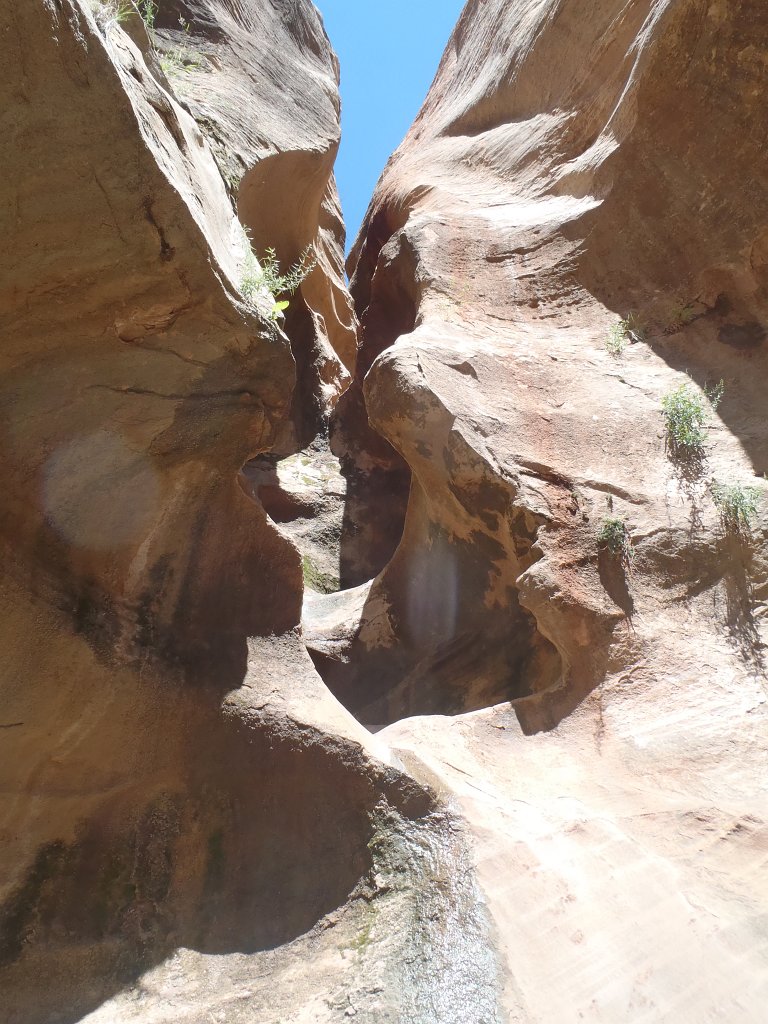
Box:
(317, 0), (466, 254)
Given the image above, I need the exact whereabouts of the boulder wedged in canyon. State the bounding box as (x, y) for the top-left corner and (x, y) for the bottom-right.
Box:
(320, 0), (768, 1018)
(0, 4), (502, 1022)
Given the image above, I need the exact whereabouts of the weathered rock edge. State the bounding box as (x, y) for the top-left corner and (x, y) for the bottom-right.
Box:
(323, 1), (768, 1020)
(330, 0), (768, 732)
(0, 3), (503, 1021)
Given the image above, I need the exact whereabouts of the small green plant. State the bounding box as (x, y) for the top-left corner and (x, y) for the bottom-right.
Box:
(623, 311), (646, 343)
(222, 167), (242, 193)
(597, 517), (634, 565)
(240, 237), (316, 320)
(137, 0), (156, 35)
(661, 379), (724, 456)
(156, 16), (205, 77)
(159, 46), (203, 76)
(704, 378), (724, 410)
(606, 322), (628, 357)
(674, 302), (696, 325)
(710, 480), (761, 535)
(259, 247), (316, 296)
(90, 0), (133, 25)
(91, 0), (155, 29)
(663, 299), (699, 334)
(605, 312), (645, 357)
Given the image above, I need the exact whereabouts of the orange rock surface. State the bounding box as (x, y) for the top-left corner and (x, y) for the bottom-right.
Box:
(2, 1), (767, 1021)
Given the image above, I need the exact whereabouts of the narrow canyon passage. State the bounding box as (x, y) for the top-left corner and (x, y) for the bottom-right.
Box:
(1, 2), (767, 1023)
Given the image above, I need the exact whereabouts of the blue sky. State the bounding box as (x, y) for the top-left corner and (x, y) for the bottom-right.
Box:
(318, 1), (466, 250)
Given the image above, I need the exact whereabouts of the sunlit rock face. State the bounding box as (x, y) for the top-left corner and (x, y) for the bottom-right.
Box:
(3, 0), (768, 1020)
(0, 4), (500, 1023)
(325, 1), (768, 1019)
(148, 0), (358, 452)
(334, 0), (768, 724)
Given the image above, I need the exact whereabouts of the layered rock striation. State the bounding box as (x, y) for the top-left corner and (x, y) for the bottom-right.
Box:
(149, 0), (358, 451)
(331, 0), (768, 726)
(2, 0), (768, 1021)
(0, 3), (497, 1022)
(319, 1), (768, 1020)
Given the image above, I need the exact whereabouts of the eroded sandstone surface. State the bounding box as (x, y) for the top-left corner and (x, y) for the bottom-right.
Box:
(1, 0), (767, 1022)
(323, 0), (768, 1019)
(0, 3), (499, 1022)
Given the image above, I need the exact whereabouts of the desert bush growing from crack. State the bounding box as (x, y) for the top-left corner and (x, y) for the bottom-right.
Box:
(137, 0), (156, 34)
(661, 379), (723, 459)
(662, 297), (699, 334)
(597, 517), (634, 567)
(159, 46), (203, 76)
(710, 480), (762, 536)
(222, 167), (242, 193)
(606, 322), (627, 358)
(606, 312), (645, 357)
(91, 0), (156, 30)
(92, 3), (204, 81)
(157, 16), (206, 78)
(240, 233), (316, 321)
(90, 0), (133, 25)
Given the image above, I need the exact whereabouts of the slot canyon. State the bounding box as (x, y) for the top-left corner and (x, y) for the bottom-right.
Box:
(1, 1), (767, 1021)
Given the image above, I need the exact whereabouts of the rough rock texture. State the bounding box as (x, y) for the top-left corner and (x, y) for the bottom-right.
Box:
(150, 0), (357, 452)
(245, 435), (346, 594)
(322, 0), (768, 1018)
(332, 0), (768, 724)
(0, 3), (500, 1022)
(4, 0), (768, 1021)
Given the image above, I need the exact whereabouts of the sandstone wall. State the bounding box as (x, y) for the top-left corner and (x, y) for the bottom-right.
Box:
(0, 4), (476, 1021)
(3, 0), (768, 1021)
(332, 0), (768, 729)
(324, 1), (768, 1019)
